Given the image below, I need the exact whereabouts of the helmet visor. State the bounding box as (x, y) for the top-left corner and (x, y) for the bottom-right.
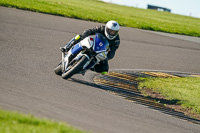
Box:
(106, 28), (118, 37)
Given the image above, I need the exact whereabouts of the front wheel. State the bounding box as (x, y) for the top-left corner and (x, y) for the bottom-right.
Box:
(54, 61), (62, 75)
(62, 56), (89, 79)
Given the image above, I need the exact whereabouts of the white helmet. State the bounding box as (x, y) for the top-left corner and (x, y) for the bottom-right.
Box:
(105, 20), (120, 40)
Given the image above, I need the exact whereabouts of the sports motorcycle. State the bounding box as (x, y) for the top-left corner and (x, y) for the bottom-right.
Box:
(54, 33), (109, 79)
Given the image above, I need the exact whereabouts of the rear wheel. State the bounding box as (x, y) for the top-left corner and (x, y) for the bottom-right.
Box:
(62, 56), (89, 79)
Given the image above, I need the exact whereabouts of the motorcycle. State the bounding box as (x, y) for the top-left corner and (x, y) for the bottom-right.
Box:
(54, 33), (109, 79)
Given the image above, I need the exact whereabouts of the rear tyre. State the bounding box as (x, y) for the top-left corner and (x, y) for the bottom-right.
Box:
(62, 56), (89, 79)
(54, 61), (62, 75)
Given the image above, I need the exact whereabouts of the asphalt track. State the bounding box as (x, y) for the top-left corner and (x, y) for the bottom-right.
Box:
(1, 7), (200, 133)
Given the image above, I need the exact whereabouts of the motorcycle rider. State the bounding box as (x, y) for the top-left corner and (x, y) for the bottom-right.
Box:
(61, 20), (120, 74)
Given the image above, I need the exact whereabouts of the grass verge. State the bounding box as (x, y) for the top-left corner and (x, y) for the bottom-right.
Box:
(0, 109), (85, 133)
(138, 77), (200, 119)
(1, 0), (200, 37)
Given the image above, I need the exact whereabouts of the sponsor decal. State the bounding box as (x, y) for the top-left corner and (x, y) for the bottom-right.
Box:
(99, 42), (103, 47)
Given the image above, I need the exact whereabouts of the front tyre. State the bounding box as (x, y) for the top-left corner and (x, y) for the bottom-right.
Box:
(54, 61), (62, 75)
(62, 56), (89, 79)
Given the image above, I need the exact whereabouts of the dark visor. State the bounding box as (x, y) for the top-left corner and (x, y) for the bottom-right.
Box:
(106, 28), (118, 36)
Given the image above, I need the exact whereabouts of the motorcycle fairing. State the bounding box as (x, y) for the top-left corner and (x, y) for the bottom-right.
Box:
(62, 33), (108, 74)
(71, 43), (83, 55)
(80, 37), (93, 49)
(93, 33), (109, 53)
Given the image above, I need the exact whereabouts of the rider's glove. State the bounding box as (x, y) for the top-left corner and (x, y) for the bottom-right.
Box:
(60, 47), (69, 53)
(75, 34), (83, 41)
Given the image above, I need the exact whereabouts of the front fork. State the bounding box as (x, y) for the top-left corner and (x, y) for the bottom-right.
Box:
(61, 51), (65, 72)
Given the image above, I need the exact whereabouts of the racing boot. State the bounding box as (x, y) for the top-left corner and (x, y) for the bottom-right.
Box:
(101, 71), (108, 75)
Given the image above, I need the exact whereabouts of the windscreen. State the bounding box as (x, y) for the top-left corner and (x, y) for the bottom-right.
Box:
(93, 33), (109, 53)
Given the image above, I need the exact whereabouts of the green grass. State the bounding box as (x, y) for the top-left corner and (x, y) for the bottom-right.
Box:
(0, 109), (85, 133)
(138, 77), (200, 115)
(1, 0), (200, 37)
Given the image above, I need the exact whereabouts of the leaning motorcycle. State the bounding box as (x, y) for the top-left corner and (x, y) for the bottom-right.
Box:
(54, 33), (109, 79)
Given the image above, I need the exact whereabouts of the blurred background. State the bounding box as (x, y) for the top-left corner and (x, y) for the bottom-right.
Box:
(101, 0), (200, 18)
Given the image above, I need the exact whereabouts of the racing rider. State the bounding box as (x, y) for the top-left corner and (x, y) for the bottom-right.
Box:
(61, 20), (120, 74)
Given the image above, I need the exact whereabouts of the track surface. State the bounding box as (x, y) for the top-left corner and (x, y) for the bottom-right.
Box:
(1, 7), (200, 133)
